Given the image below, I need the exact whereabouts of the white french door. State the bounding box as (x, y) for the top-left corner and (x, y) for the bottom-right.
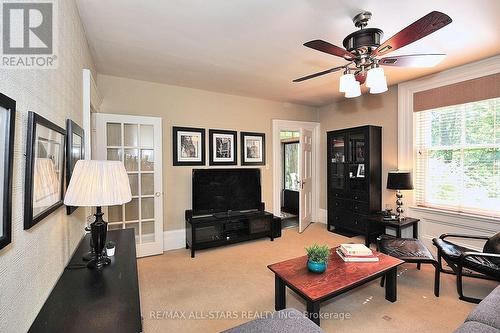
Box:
(299, 128), (313, 233)
(94, 113), (163, 257)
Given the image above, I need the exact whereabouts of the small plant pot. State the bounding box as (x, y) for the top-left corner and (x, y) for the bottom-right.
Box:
(307, 260), (327, 273)
(106, 241), (116, 257)
(106, 246), (115, 257)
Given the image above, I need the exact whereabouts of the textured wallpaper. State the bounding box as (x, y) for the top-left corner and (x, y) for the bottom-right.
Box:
(0, 0), (96, 331)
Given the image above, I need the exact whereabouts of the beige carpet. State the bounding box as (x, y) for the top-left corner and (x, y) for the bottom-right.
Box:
(137, 223), (497, 333)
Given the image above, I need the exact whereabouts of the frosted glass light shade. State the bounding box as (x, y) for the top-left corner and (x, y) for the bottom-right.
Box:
(370, 76), (388, 94)
(339, 73), (355, 93)
(345, 81), (361, 98)
(366, 67), (385, 88)
(64, 160), (132, 207)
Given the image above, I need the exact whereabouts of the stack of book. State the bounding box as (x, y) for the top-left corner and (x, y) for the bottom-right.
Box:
(337, 244), (379, 262)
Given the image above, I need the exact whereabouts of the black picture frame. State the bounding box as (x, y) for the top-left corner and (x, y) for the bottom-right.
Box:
(65, 119), (85, 215)
(241, 132), (265, 166)
(0, 93), (16, 250)
(24, 112), (66, 230)
(209, 129), (237, 166)
(172, 126), (205, 166)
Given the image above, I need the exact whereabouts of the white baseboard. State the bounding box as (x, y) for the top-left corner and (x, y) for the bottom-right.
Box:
(317, 209), (327, 224)
(163, 228), (186, 252)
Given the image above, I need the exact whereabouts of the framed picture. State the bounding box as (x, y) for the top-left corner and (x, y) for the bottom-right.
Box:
(356, 164), (365, 178)
(0, 93), (15, 250)
(24, 112), (66, 229)
(66, 119), (85, 215)
(241, 132), (265, 166)
(209, 129), (237, 165)
(172, 126), (205, 166)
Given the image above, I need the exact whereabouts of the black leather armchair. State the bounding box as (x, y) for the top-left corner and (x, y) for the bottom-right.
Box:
(433, 232), (500, 303)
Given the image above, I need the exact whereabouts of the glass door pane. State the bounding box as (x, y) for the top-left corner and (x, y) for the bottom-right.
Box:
(330, 134), (345, 190)
(348, 132), (366, 163)
(97, 114), (162, 256)
(284, 142), (299, 191)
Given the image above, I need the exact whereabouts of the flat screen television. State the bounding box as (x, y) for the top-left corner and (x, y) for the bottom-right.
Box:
(192, 169), (262, 216)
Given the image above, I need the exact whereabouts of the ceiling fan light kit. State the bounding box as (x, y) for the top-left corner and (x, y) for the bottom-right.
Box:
(345, 81), (361, 98)
(294, 11), (452, 98)
(366, 67), (388, 94)
(339, 73), (355, 93)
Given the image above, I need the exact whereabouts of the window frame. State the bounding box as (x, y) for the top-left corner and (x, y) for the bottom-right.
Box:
(398, 56), (500, 222)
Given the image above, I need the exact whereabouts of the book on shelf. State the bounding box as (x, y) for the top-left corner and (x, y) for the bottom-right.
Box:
(339, 243), (372, 256)
(336, 249), (379, 262)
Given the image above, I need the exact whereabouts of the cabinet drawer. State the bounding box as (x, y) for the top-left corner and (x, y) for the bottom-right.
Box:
(350, 192), (368, 202)
(331, 199), (346, 209)
(330, 191), (345, 199)
(350, 214), (367, 232)
(328, 209), (344, 226)
(350, 201), (369, 214)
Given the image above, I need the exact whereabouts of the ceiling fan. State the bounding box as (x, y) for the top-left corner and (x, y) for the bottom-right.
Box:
(294, 11), (452, 97)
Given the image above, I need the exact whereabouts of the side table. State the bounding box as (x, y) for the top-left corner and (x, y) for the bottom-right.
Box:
(366, 215), (420, 245)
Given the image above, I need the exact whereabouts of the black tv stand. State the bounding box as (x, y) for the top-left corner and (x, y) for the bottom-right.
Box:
(185, 209), (281, 258)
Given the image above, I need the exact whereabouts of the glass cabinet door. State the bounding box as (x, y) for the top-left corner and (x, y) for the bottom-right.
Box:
(347, 131), (367, 191)
(348, 131), (366, 163)
(329, 134), (346, 190)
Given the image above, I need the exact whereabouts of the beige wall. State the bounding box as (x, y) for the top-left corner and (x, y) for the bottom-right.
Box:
(318, 86), (399, 210)
(97, 74), (318, 231)
(0, 1), (95, 332)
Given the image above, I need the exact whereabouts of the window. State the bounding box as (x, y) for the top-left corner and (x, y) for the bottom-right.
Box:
(414, 97), (500, 217)
(284, 142), (299, 191)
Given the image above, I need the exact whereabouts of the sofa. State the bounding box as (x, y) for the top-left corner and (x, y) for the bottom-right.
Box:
(454, 284), (500, 332)
(222, 308), (324, 333)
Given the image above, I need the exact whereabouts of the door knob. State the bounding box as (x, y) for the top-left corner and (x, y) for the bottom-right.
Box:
(155, 192), (161, 197)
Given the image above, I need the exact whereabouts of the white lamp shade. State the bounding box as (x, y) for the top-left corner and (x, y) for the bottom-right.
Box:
(64, 160), (132, 207)
(369, 76), (388, 94)
(365, 67), (385, 88)
(339, 73), (355, 93)
(345, 81), (361, 98)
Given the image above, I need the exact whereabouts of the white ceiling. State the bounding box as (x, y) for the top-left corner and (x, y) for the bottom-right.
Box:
(76, 0), (500, 107)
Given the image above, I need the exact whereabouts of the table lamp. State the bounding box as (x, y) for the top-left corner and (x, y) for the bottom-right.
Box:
(64, 160), (131, 269)
(387, 170), (413, 221)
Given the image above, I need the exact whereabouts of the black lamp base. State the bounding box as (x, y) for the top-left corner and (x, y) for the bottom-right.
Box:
(87, 206), (110, 270)
(82, 251), (94, 261)
(87, 256), (111, 269)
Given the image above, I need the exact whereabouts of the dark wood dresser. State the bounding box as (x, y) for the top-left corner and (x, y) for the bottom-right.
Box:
(29, 229), (142, 333)
(327, 125), (383, 245)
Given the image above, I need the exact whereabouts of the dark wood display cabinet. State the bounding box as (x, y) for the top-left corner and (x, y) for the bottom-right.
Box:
(327, 125), (383, 245)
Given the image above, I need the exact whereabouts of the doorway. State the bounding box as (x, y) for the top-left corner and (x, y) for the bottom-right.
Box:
(281, 131), (299, 230)
(94, 113), (164, 258)
(272, 120), (320, 233)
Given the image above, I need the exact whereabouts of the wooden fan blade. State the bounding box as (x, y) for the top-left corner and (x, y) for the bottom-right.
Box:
(303, 40), (354, 60)
(372, 11), (452, 57)
(293, 66), (344, 82)
(379, 54), (446, 67)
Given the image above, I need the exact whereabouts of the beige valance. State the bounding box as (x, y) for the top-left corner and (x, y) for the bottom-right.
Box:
(413, 72), (500, 112)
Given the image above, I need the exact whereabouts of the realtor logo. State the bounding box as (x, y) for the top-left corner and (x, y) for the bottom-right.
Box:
(1, 0), (58, 68)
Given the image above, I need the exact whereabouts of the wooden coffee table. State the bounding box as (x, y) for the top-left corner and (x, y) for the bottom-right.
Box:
(267, 247), (404, 326)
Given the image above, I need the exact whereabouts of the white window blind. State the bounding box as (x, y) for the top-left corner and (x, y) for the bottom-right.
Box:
(414, 97), (500, 218)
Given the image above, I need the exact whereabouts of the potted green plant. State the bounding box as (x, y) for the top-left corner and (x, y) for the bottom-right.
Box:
(305, 243), (330, 273)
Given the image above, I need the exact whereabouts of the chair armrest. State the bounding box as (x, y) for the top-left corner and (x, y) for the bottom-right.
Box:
(440, 233), (490, 241)
(459, 251), (500, 265)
